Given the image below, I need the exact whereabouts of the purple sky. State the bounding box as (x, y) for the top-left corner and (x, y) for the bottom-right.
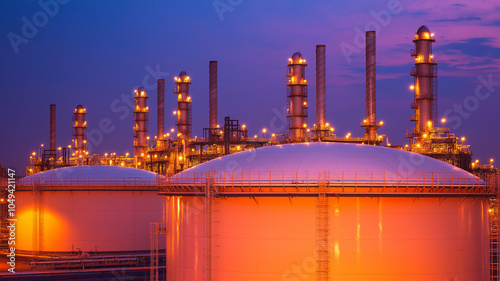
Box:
(1, 0), (499, 176)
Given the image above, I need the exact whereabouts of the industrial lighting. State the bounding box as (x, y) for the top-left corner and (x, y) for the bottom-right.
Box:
(237, 146), (241, 150)
(141, 153), (144, 157)
(491, 159), (495, 163)
(272, 133), (275, 137)
(83, 140), (87, 144)
(171, 128), (175, 132)
(121, 162), (125, 166)
(125, 153), (129, 157)
(179, 156), (183, 160)
(173, 111), (177, 115)
(416, 143), (421, 148)
(262, 128), (267, 133)
(41, 144), (44, 147)
(326, 123), (330, 127)
(423, 134), (427, 138)
(379, 121), (384, 125)
(441, 118), (446, 124)
(242, 124), (246, 129)
(254, 135), (257, 138)
(166, 133), (170, 137)
(409, 85), (415, 90)
(303, 124), (307, 128)
(330, 128), (334, 132)
(363, 119), (367, 123)
(461, 137), (465, 142)
(32, 152), (36, 156)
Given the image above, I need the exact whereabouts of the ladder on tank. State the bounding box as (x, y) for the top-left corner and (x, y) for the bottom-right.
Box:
(316, 172), (330, 281)
(490, 176), (500, 281)
(150, 222), (167, 281)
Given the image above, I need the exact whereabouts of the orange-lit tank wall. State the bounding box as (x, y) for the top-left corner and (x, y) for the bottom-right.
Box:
(165, 196), (489, 281)
(16, 190), (165, 253)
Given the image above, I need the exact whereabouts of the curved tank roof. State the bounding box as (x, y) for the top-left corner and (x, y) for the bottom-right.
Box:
(75, 104), (84, 109)
(20, 165), (161, 187)
(186, 143), (462, 173)
(174, 143), (479, 185)
(179, 71), (188, 77)
(417, 25), (430, 34)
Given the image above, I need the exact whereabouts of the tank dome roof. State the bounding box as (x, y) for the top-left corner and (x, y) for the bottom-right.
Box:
(76, 104), (84, 109)
(20, 165), (161, 187)
(175, 143), (478, 185)
(179, 71), (188, 77)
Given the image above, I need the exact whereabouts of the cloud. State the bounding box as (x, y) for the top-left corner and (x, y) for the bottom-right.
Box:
(430, 16), (481, 22)
(451, 3), (466, 7)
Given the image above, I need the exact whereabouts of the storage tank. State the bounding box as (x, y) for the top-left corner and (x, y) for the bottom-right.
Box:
(160, 142), (492, 281)
(17, 165), (165, 254)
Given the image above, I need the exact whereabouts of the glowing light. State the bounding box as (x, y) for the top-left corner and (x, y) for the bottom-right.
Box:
(272, 133), (275, 137)
(125, 153), (129, 157)
(254, 135), (257, 138)
(441, 118), (446, 124)
(262, 128), (267, 133)
(326, 123), (330, 127)
(379, 121), (384, 125)
(32, 152), (36, 156)
(173, 110), (177, 115)
(461, 137), (465, 142)
(57, 147), (62, 150)
(423, 134), (427, 138)
(330, 128), (334, 132)
(242, 124), (246, 129)
(237, 146), (241, 150)
(121, 162), (125, 166)
(363, 119), (367, 123)
(427, 121), (432, 126)
(171, 128), (175, 132)
(409, 85), (415, 90)
(178, 156), (183, 161)
(303, 124), (307, 128)
(141, 153), (144, 157)
(491, 159), (495, 163)
(416, 143), (421, 148)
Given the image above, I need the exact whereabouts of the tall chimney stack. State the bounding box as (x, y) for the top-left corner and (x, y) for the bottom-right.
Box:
(315, 45), (326, 138)
(50, 104), (56, 154)
(363, 31), (379, 143)
(157, 79), (165, 139)
(209, 61), (218, 129)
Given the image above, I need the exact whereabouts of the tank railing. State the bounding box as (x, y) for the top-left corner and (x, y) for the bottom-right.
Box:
(17, 177), (158, 188)
(159, 171), (494, 195)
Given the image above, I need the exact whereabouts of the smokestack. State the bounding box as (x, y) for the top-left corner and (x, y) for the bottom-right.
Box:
(157, 79), (165, 139)
(364, 31), (378, 142)
(315, 45), (326, 137)
(50, 104), (56, 153)
(209, 61), (218, 129)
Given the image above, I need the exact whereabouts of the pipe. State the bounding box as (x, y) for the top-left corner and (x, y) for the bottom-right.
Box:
(209, 61), (218, 129)
(157, 79), (165, 139)
(50, 104), (56, 153)
(316, 45), (326, 137)
(365, 31), (377, 141)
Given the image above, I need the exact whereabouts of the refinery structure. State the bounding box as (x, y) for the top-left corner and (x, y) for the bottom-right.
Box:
(3, 26), (499, 280)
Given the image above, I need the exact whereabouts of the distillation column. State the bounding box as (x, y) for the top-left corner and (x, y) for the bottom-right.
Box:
(174, 71), (192, 140)
(72, 105), (87, 158)
(362, 31), (380, 143)
(411, 25), (437, 134)
(133, 87), (149, 161)
(316, 45), (326, 139)
(286, 52), (308, 142)
(157, 79), (165, 147)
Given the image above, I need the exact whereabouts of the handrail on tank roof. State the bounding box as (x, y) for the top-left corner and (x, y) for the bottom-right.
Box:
(158, 170), (499, 196)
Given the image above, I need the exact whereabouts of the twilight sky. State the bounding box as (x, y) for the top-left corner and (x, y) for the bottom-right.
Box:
(1, 0), (499, 175)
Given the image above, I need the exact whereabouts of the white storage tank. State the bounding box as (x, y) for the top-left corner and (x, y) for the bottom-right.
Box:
(160, 142), (492, 281)
(17, 165), (165, 254)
